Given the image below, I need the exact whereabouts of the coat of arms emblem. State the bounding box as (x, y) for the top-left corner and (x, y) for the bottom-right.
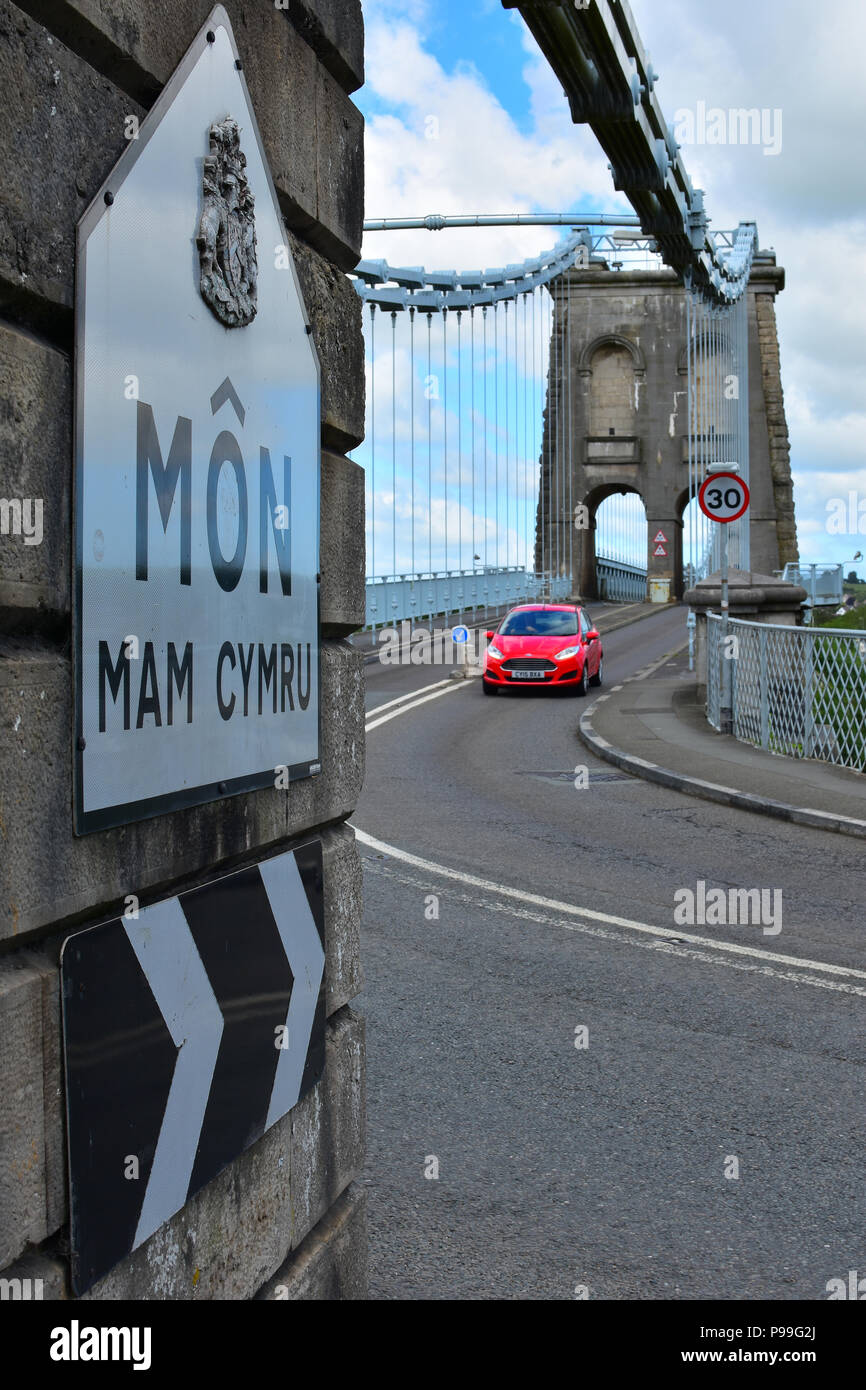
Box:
(196, 116), (258, 328)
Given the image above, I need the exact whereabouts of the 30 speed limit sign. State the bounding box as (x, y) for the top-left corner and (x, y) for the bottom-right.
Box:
(698, 472), (750, 523)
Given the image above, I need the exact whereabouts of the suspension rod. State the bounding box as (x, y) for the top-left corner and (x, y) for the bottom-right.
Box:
(363, 212), (642, 231)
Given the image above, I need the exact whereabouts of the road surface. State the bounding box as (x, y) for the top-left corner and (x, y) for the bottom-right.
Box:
(355, 605), (866, 1300)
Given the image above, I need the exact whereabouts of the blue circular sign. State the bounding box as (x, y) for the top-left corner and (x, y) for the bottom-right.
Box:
(451, 625), (470, 644)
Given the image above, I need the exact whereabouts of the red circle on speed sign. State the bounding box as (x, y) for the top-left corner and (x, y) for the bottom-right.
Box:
(698, 472), (750, 524)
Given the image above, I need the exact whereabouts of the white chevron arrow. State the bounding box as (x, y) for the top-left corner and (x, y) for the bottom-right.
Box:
(260, 852), (326, 1129)
(123, 897), (224, 1248)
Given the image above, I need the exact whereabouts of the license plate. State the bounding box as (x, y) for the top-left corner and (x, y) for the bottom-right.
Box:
(510, 669), (546, 680)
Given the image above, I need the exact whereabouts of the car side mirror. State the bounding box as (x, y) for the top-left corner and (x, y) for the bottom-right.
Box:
(486, 631), (495, 640)
(585, 630), (599, 642)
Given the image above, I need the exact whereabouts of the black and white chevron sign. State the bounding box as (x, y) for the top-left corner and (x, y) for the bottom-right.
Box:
(61, 839), (325, 1295)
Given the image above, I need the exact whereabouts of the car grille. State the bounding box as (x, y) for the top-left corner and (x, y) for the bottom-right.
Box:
(501, 658), (557, 673)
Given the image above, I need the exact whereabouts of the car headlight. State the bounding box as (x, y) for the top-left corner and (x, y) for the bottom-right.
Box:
(554, 645), (581, 660)
(488, 645), (504, 660)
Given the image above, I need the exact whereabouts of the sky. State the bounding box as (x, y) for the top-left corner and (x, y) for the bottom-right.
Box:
(356, 0), (866, 577)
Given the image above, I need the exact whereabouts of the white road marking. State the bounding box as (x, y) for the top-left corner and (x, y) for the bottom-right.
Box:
(353, 827), (866, 991)
(369, 859), (866, 999)
(366, 679), (455, 720)
(366, 679), (470, 732)
(631, 641), (689, 681)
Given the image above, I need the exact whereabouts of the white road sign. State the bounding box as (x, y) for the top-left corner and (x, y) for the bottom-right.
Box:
(698, 472), (750, 524)
(74, 9), (320, 832)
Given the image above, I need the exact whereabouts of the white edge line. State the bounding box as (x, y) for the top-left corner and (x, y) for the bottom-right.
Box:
(366, 680), (470, 731)
(352, 826), (866, 983)
(366, 678), (455, 719)
(631, 640), (691, 682)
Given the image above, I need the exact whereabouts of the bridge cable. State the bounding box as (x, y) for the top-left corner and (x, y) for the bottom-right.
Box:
(567, 277), (574, 597)
(524, 296), (530, 596)
(470, 307), (476, 570)
(369, 303), (376, 586)
(456, 310), (463, 579)
(409, 306), (416, 583)
(482, 307), (489, 571)
(427, 311), (433, 574)
(391, 311), (397, 580)
(443, 308), (448, 579)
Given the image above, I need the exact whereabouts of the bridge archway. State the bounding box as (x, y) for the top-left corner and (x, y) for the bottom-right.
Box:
(578, 484), (647, 601)
(579, 333), (647, 375)
(579, 335), (646, 464)
(679, 489), (715, 592)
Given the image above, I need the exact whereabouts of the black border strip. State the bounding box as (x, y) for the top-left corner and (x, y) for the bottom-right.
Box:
(75, 758), (322, 835)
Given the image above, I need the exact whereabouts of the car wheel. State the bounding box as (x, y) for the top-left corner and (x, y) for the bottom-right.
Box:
(590, 656), (603, 688)
(575, 663), (589, 697)
(482, 679), (498, 696)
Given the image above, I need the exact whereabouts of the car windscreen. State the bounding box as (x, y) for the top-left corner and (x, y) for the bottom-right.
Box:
(498, 610), (579, 637)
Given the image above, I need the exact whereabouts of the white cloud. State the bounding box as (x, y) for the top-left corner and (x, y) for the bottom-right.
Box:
(629, 0), (866, 227)
(361, 13), (625, 271)
(357, 0), (866, 575)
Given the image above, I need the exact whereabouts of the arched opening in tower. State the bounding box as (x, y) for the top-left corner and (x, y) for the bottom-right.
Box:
(577, 485), (647, 602)
(589, 341), (638, 440)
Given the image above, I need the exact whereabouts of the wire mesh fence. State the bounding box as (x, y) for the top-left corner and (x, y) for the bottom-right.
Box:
(706, 613), (866, 769)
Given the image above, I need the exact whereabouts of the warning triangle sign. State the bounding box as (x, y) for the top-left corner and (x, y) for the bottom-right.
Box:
(653, 544), (667, 557)
(653, 531), (667, 544)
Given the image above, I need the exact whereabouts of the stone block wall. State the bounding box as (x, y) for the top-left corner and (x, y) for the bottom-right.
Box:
(752, 266), (798, 569)
(588, 342), (636, 437)
(0, 0), (367, 1300)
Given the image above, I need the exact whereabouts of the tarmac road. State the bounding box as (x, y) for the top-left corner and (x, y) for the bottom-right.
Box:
(355, 604), (866, 1300)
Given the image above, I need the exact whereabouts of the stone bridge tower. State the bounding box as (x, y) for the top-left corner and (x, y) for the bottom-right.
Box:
(535, 251), (798, 600)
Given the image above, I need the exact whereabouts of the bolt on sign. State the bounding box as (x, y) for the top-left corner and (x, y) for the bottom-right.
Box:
(61, 841), (326, 1294)
(698, 471), (751, 524)
(74, 7), (320, 833)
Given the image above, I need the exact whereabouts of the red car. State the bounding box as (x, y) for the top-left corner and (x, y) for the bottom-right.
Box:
(481, 603), (603, 696)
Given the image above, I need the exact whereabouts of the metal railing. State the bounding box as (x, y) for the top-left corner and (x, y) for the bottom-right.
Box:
(366, 558), (649, 627)
(596, 558), (647, 603)
(775, 563), (844, 609)
(365, 567), (573, 629)
(707, 613), (866, 769)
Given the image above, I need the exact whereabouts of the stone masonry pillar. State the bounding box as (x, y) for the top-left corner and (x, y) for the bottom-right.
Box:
(0, 0), (367, 1301)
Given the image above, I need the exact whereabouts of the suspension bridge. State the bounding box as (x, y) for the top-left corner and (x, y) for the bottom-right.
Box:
(348, 0), (796, 632)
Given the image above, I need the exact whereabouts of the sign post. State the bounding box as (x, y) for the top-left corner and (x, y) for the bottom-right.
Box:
(698, 468), (750, 734)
